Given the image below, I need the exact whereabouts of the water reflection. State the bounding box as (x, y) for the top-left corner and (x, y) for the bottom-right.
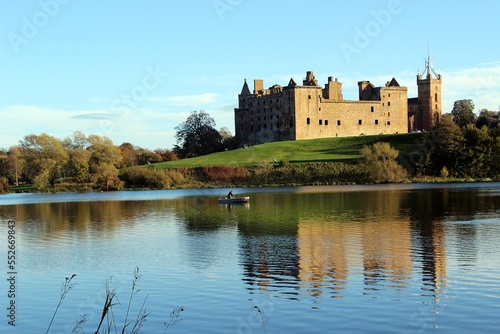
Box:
(1, 183), (499, 305)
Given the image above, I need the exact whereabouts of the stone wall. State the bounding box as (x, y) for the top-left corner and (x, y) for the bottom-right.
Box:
(235, 71), (411, 146)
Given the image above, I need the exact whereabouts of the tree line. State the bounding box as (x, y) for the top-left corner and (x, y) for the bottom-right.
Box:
(0, 111), (236, 192)
(0, 102), (498, 193)
(414, 100), (500, 179)
(0, 132), (178, 192)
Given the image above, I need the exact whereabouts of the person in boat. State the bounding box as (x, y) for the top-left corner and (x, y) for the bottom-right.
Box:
(228, 190), (234, 198)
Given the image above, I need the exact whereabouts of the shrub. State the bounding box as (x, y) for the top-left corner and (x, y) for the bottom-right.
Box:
(440, 166), (449, 178)
(120, 167), (186, 189)
(0, 176), (9, 193)
(201, 165), (247, 182)
(359, 142), (408, 183)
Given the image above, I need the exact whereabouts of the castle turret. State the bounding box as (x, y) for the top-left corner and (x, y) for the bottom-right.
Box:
(254, 79), (264, 95)
(240, 79), (250, 96)
(416, 54), (442, 131)
(303, 71), (318, 86)
(324, 77), (343, 101)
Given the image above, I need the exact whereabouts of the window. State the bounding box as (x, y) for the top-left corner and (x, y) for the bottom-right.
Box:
(387, 121), (391, 126)
(325, 120), (329, 125)
(388, 101), (391, 107)
(337, 120), (341, 126)
(358, 119), (362, 125)
(371, 106), (374, 112)
(308, 95), (311, 99)
(435, 93), (438, 102)
(375, 119), (378, 125)
(307, 117), (310, 125)
(388, 112), (391, 117)
(319, 119), (323, 125)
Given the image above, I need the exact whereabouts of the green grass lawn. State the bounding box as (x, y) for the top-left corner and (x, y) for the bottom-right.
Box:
(151, 133), (425, 169)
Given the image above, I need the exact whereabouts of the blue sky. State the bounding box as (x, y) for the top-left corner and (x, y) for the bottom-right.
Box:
(1, 0), (500, 150)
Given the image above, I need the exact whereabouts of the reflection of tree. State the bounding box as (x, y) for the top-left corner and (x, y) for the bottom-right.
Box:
(2, 184), (498, 306)
(2, 200), (178, 240)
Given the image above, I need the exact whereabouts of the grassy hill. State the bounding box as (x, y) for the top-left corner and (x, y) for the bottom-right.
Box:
(152, 133), (424, 169)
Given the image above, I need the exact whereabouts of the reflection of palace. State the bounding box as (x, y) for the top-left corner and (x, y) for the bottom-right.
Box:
(238, 190), (448, 301)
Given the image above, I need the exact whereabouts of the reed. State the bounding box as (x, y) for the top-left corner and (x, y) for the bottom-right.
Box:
(46, 274), (77, 334)
(46, 268), (184, 333)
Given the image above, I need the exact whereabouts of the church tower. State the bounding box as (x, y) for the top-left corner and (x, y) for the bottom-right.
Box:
(416, 53), (442, 131)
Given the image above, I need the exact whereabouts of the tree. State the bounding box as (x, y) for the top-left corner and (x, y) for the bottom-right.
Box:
(451, 99), (476, 128)
(219, 127), (237, 150)
(20, 133), (68, 189)
(462, 125), (494, 178)
(6, 146), (25, 186)
(87, 135), (122, 172)
(119, 142), (139, 167)
(67, 146), (91, 184)
(428, 115), (466, 177)
(154, 148), (178, 161)
(94, 163), (123, 191)
(476, 109), (499, 129)
(174, 110), (223, 158)
(359, 142), (408, 183)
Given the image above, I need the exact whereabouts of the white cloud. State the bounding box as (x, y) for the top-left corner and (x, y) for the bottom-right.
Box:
(2, 62), (499, 150)
(441, 64), (500, 111)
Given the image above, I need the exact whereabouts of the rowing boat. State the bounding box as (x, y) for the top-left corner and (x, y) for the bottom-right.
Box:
(218, 196), (250, 204)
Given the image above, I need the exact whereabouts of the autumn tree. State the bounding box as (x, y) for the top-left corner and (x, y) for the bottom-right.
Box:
(20, 133), (68, 190)
(61, 132), (91, 184)
(87, 135), (122, 172)
(94, 163), (123, 191)
(6, 146), (25, 186)
(86, 135), (122, 190)
(119, 142), (138, 167)
(359, 142), (408, 183)
(154, 148), (178, 162)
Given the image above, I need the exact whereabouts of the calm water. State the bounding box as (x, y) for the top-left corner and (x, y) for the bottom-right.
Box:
(1, 183), (499, 333)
